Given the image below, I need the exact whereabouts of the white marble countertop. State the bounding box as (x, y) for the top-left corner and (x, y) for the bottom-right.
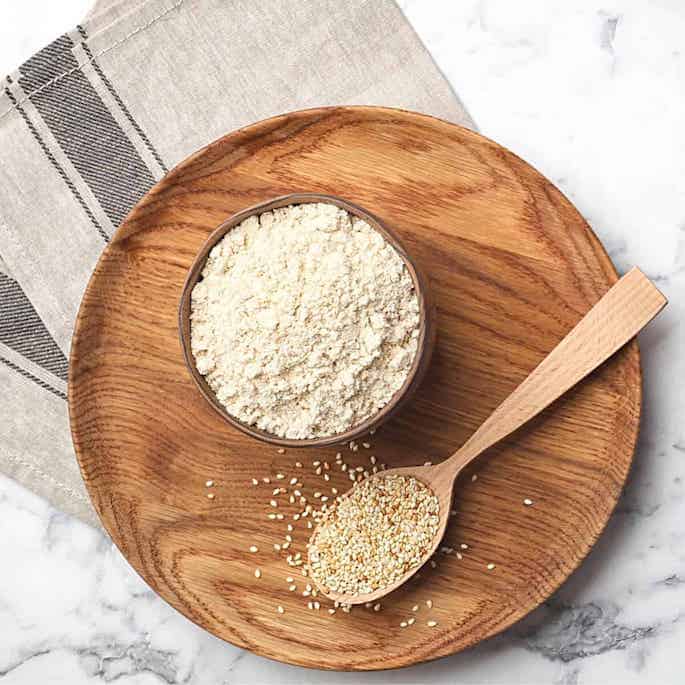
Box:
(1, 1), (684, 683)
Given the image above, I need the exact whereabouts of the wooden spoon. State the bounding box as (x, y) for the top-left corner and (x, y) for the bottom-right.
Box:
(312, 267), (666, 605)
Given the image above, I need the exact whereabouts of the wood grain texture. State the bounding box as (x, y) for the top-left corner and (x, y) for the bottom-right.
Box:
(68, 106), (641, 670)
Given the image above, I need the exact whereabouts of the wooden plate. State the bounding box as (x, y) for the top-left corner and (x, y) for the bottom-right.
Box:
(69, 106), (640, 671)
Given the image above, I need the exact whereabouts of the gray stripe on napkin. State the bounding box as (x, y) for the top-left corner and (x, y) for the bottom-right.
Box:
(17, 35), (156, 227)
(0, 272), (69, 382)
(76, 24), (168, 175)
(3, 78), (109, 243)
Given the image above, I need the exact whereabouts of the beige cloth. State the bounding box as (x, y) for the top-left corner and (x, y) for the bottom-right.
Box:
(0, 0), (473, 526)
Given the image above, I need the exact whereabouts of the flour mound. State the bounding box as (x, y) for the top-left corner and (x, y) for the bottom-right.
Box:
(190, 202), (420, 439)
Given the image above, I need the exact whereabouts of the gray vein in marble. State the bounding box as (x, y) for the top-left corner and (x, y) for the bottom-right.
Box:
(521, 602), (654, 662)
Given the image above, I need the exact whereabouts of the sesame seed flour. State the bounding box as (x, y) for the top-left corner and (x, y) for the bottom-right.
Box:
(190, 202), (420, 439)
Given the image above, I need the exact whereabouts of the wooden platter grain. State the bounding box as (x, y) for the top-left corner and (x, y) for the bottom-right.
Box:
(69, 106), (640, 671)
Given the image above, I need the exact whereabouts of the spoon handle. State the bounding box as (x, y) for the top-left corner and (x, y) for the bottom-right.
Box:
(445, 267), (666, 472)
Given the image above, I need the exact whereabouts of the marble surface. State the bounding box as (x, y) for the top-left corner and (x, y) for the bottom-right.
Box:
(1, 1), (684, 683)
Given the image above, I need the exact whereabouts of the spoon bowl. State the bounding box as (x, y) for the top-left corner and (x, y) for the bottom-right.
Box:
(311, 267), (666, 605)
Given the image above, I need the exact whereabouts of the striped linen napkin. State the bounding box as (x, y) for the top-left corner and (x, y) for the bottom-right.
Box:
(0, 0), (473, 526)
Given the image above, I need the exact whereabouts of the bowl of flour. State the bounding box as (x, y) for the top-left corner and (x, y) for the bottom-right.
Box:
(179, 194), (435, 446)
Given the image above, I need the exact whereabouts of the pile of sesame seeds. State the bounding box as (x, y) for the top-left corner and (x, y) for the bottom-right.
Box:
(202, 434), (536, 629)
(308, 475), (440, 595)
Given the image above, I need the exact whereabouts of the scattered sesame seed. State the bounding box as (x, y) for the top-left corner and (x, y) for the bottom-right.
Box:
(487, 563), (496, 570)
(373, 603), (381, 612)
(450, 509), (457, 517)
(295, 462), (302, 468)
(328, 608), (336, 615)
(341, 464), (348, 472)
(471, 474), (478, 482)
(270, 500), (278, 507)
(369, 427), (376, 435)
(427, 620), (438, 627)
(315, 466), (322, 475)
(205, 480), (214, 487)
(324, 462), (330, 470)
(274, 543), (281, 551)
(249, 545), (258, 552)
(276, 473), (285, 480)
(263, 477), (270, 484)
(460, 543), (468, 549)
(423, 461), (432, 467)
(288, 584), (296, 591)
(268, 513), (276, 520)
(331, 488), (338, 495)
(290, 477), (298, 485)
(412, 604), (419, 612)
(324, 473), (330, 481)
(524, 498), (533, 506)
(426, 600), (433, 609)
(207, 493), (215, 500)
(287, 524), (293, 532)
(456, 552), (463, 560)
(277, 605), (285, 614)
(429, 560), (437, 568)
(276, 513), (284, 520)
(408, 617), (416, 625)
(370, 455), (377, 465)
(251, 478), (259, 486)
(362, 442), (371, 449)
(400, 621), (408, 628)
(313, 461), (321, 467)
(254, 569), (261, 578)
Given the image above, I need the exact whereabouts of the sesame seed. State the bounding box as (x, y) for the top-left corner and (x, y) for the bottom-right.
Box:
(369, 428), (376, 435)
(205, 480), (214, 487)
(315, 467), (322, 475)
(290, 477), (298, 485)
(295, 462), (302, 468)
(262, 477), (270, 484)
(286, 576), (294, 582)
(324, 462), (330, 470)
(487, 563), (496, 570)
(207, 493), (215, 500)
(450, 510), (457, 517)
(287, 524), (293, 532)
(254, 569), (261, 578)
(427, 620), (438, 627)
(277, 448), (285, 454)
(289, 496), (295, 504)
(471, 474), (478, 482)
(268, 513), (276, 520)
(412, 604), (419, 612)
(362, 442), (371, 449)
(408, 617), (416, 625)
(400, 621), (408, 628)
(429, 560), (437, 568)
(276, 473), (285, 480)
(424, 461), (432, 467)
(341, 464), (348, 472)
(288, 584), (296, 591)
(313, 461), (321, 467)
(251, 478), (259, 485)
(308, 475), (440, 596)
(328, 608), (336, 615)
(285, 534), (292, 542)
(460, 543), (468, 549)
(324, 473), (330, 481)
(277, 605), (285, 614)
(276, 513), (284, 520)
(249, 545), (258, 552)
(426, 600), (433, 609)
(270, 500), (278, 507)
(456, 552), (463, 560)
(331, 488), (338, 495)
(524, 498), (533, 506)
(274, 543), (281, 551)
(272, 488), (280, 495)
(373, 603), (381, 612)
(370, 455), (377, 464)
